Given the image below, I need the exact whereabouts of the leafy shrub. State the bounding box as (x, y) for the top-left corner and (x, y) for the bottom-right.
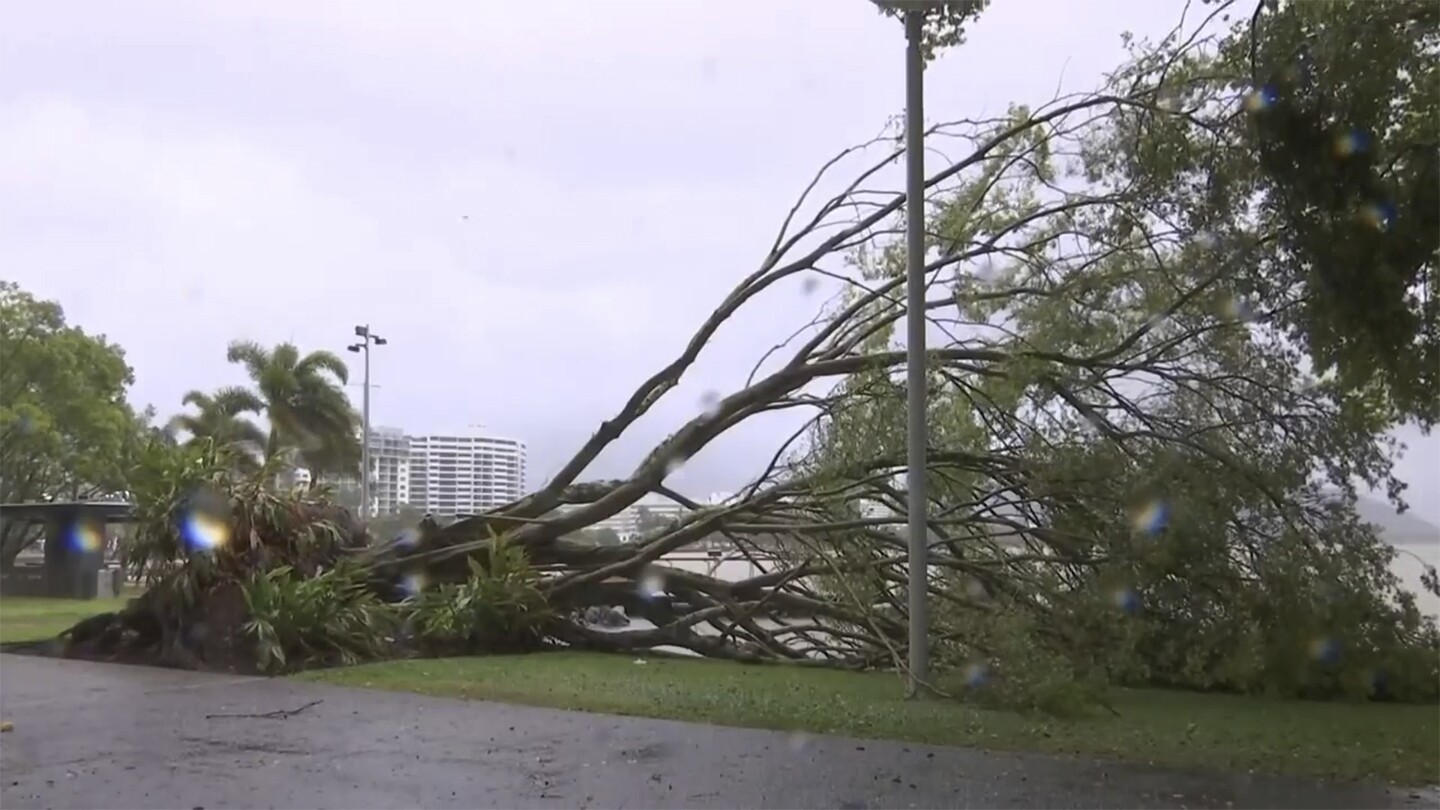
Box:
(242, 563), (397, 673)
(404, 535), (551, 654)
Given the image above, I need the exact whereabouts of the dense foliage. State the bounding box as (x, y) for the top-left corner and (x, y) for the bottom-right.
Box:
(795, 0), (1440, 703)
(0, 281), (146, 567)
(1235, 0), (1438, 426)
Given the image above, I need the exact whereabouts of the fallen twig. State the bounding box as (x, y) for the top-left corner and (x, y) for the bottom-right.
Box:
(205, 699), (323, 720)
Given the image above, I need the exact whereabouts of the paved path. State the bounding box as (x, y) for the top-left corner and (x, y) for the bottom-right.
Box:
(0, 654), (1434, 809)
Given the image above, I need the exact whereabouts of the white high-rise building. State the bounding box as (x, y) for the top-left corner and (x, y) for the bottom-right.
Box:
(407, 431), (527, 517)
(362, 426), (413, 517)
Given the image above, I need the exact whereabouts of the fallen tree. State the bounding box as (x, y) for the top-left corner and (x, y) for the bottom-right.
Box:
(47, 0), (1438, 702)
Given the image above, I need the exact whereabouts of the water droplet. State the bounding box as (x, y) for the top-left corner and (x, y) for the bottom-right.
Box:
(1081, 408), (1108, 434)
(699, 390), (722, 417)
(663, 454), (686, 479)
(1111, 587), (1142, 616)
(638, 569), (667, 601)
(975, 258), (1001, 282)
(179, 507), (231, 554)
(1244, 84), (1278, 113)
(1130, 500), (1170, 536)
(800, 276), (820, 296)
(962, 661), (990, 689)
(184, 622), (209, 646)
(965, 577), (988, 601)
(787, 731), (811, 752)
(1359, 200), (1396, 232)
(395, 528), (420, 548)
(1332, 128), (1370, 159)
(1195, 231), (1221, 250)
(1220, 295), (1256, 324)
(14, 412), (36, 435)
(399, 571), (428, 597)
(1308, 636), (1341, 666)
(1156, 86), (1181, 111)
(1367, 668), (1390, 698)
(65, 519), (105, 555)
(1281, 59), (1313, 89)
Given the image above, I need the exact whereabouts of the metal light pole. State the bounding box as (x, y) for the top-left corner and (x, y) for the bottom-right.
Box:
(347, 325), (387, 523)
(874, 0), (934, 697)
(901, 6), (931, 699)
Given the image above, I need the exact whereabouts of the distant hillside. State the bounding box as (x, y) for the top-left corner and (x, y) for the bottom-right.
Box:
(1353, 495), (1440, 549)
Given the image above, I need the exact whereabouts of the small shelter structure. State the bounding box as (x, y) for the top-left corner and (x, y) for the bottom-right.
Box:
(0, 501), (134, 599)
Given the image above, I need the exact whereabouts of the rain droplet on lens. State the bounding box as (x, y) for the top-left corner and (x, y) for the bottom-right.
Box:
(1367, 668), (1390, 699)
(1308, 636), (1341, 666)
(179, 496), (232, 554)
(66, 518), (105, 555)
(1130, 500), (1169, 536)
(1332, 128), (1370, 159)
(1359, 200), (1396, 232)
(395, 528), (420, 548)
(184, 622), (210, 645)
(1156, 86), (1180, 111)
(1244, 84), (1277, 113)
(400, 571), (428, 597)
(965, 577), (988, 601)
(1221, 295), (1256, 324)
(663, 454), (686, 479)
(699, 390), (722, 417)
(1194, 231), (1220, 250)
(975, 257), (1000, 282)
(638, 569), (666, 600)
(1111, 587), (1141, 616)
(801, 276), (820, 296)
(962, 661), (990, 689)
(787, 731), (811, 752)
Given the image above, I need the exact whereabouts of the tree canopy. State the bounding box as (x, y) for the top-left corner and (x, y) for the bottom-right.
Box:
(870, 0), (992, 61)
(165, 388), (267, 473)
(1147, 0), (1438, 425)
(0, 281), (143, 567)
(224, 340), (361, 480)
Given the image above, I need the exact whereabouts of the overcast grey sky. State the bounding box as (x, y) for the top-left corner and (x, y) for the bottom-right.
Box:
(2, 0), (1435, 522)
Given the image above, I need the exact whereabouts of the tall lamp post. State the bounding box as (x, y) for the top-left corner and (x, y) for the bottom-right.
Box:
(347, 325), (387, 523)
(874, 0), (935, 696)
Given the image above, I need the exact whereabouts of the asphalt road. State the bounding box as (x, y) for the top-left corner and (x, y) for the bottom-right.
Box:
(0, 654), (1434, 810)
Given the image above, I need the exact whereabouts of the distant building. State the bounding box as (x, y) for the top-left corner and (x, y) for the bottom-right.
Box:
(340, 426), (526, 519)
(363, 426), (412, 517)
(406, 430), (527, 518)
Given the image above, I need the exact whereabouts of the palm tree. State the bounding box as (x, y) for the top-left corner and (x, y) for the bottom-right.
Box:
(165, 388), (267, 469)
(224, 340), (361, 481)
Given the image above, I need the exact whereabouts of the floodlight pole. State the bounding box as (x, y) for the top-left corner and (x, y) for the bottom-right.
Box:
(348, 325), (386, 525)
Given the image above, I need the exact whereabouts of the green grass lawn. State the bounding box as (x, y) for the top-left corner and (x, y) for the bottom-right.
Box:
(300, 651), (1440, 785)
(0, 595), (129, 643)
